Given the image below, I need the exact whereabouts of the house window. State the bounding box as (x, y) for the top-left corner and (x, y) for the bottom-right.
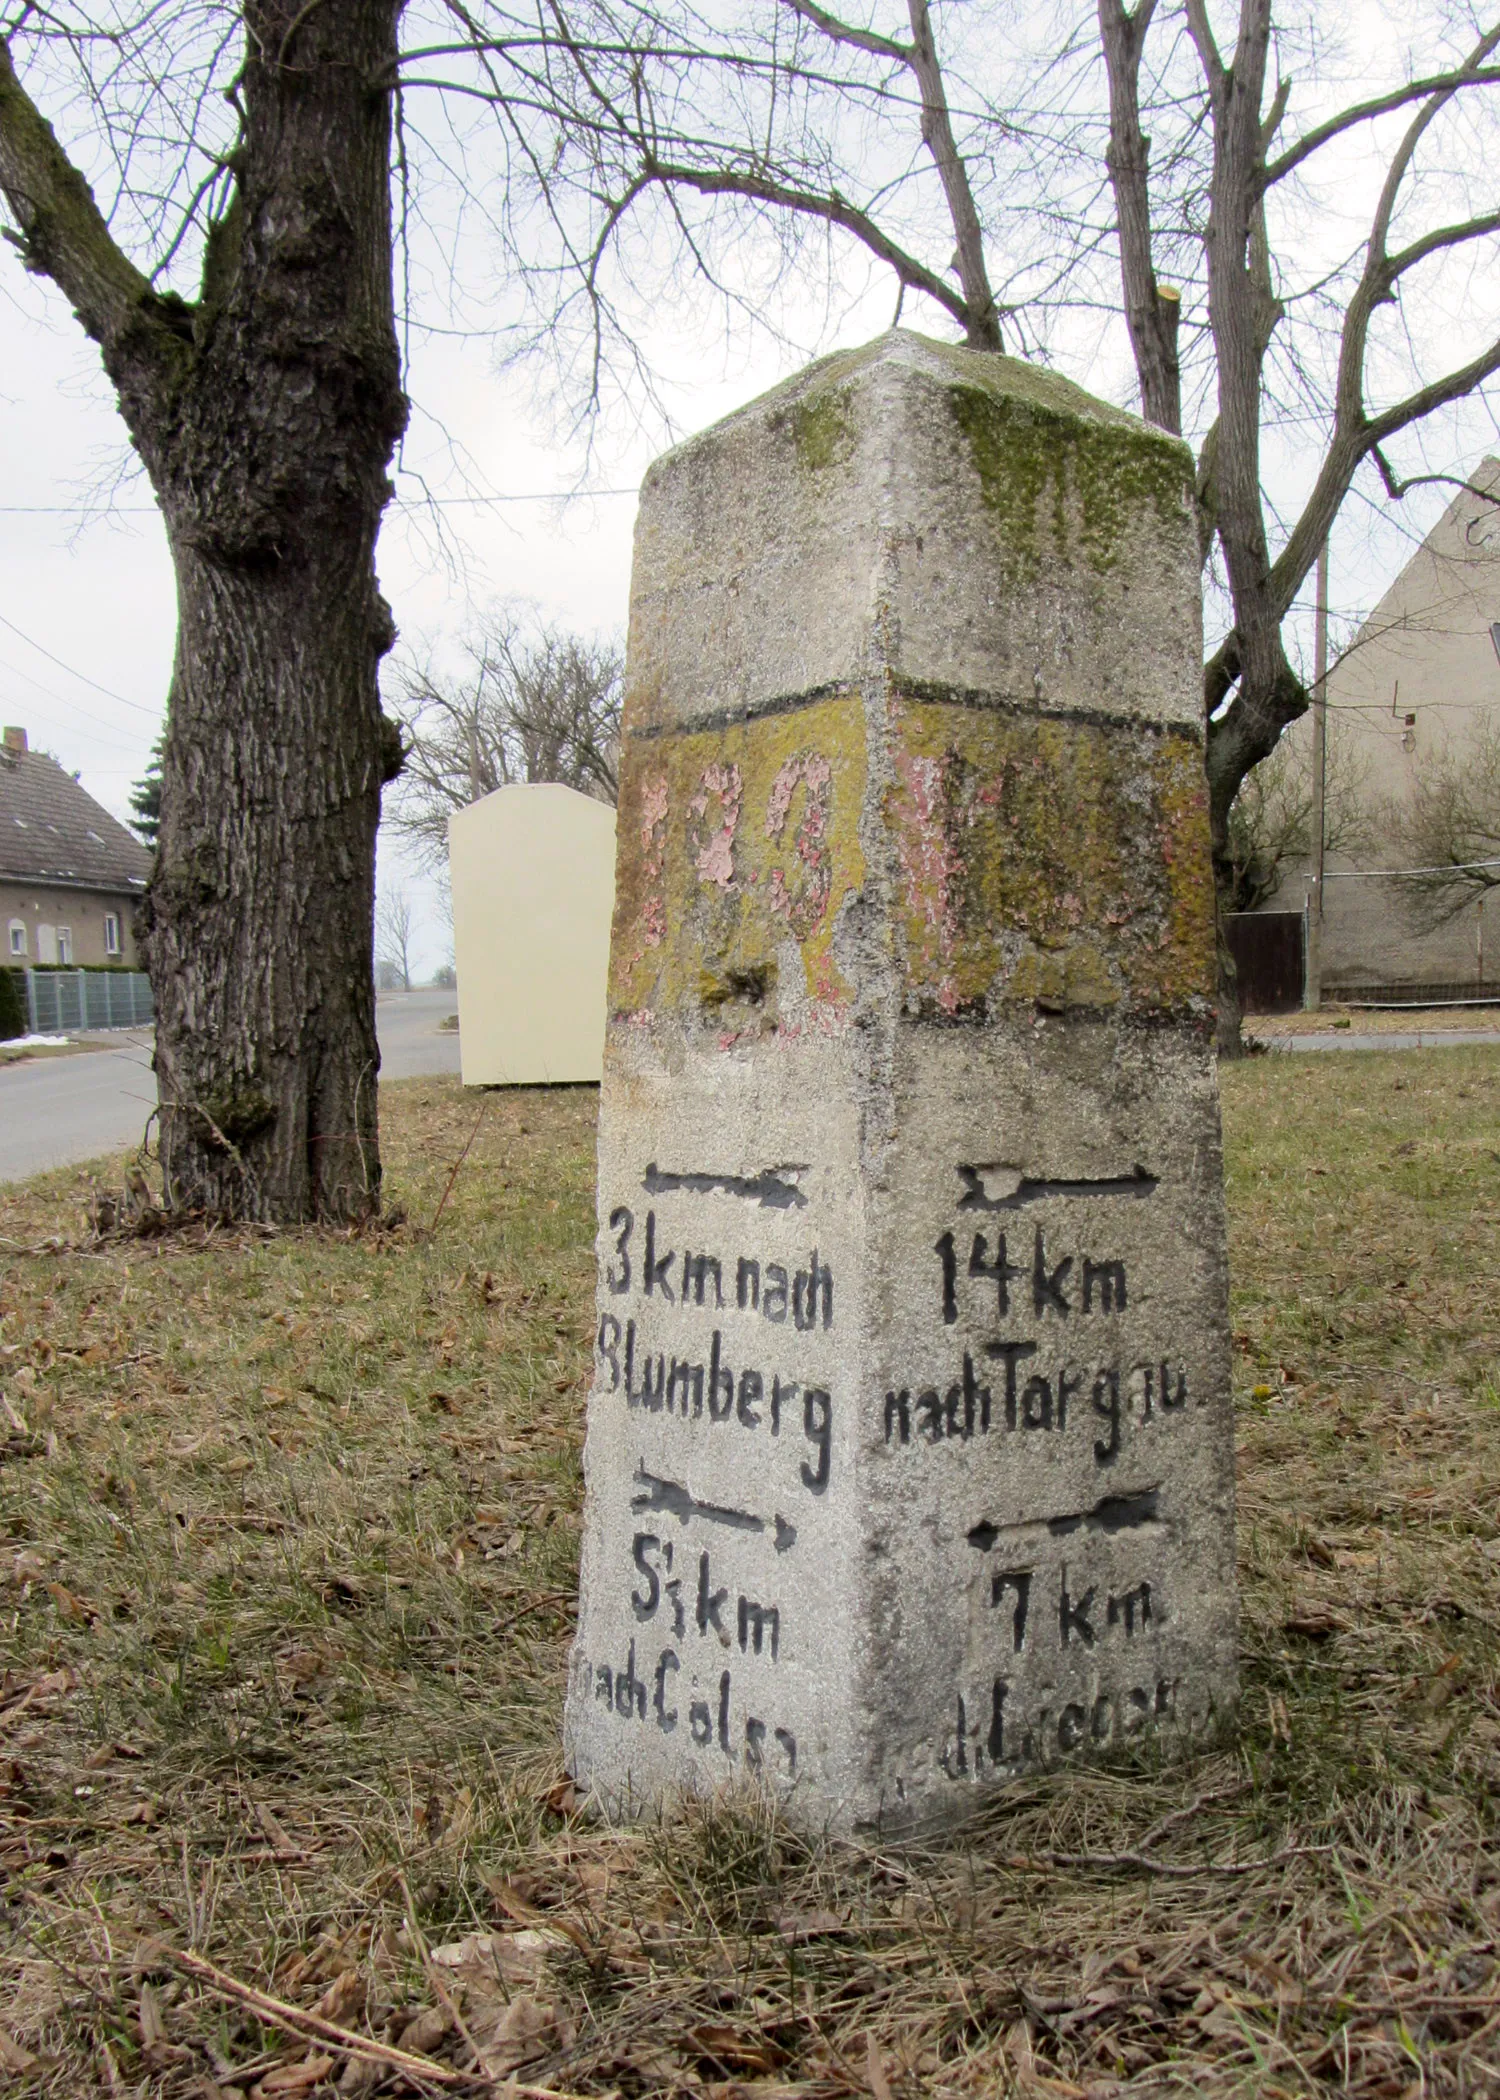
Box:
(56, 927), (72, 965)
(6, 920), (23, 958)
(104, 912), (122, 957)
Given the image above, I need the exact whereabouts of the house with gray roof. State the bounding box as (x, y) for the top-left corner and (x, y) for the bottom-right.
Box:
(0, 726), (152, 969)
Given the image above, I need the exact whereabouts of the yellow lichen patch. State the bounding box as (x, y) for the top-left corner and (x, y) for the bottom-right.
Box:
(610, 695), (868, 1024)
(884, 699), (1215, 1017)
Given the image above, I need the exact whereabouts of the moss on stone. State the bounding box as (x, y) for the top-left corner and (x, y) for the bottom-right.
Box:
(786, 385), (856, 473)
(947, 383), (1190, 579)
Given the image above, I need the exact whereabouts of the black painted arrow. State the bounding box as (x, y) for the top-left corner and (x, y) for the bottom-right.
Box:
(957, 1164), (1158, 1212)
(966, 1485), (1161, 1550)
(642, 1162), (809, 1210)
(631, 1464), (798, 1552)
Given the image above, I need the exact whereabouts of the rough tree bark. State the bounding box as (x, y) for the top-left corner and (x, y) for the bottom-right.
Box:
(0, 0), (408, 1218)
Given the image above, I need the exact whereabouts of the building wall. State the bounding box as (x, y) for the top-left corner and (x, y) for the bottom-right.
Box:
(0, 882), (143, 969)
(449, 782), (616, 1086)
(1261, 460), (1500, 995)
(1322, 457), (1500, 807)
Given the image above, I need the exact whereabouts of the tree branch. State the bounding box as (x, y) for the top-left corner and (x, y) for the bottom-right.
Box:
(1363, 334), (1500, 451)
(1181, 0), (1224, 87)
(1386, 204), (1500, 283)
(904, 0), (1000, 348)
(1370, 449), (1500, 508)
(784, 0), (910, 67)
(1263, 60), (1500, 189)
(1207, 17), (1500, 754)
(0, 31), (180, 371)
(1099, 0), (1181, 431)
(637, 151), (973, 331)
(1367, 24), (1500, 270)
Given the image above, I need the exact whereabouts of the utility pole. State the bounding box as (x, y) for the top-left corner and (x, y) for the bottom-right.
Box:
(1306, 539), (1329, 1010)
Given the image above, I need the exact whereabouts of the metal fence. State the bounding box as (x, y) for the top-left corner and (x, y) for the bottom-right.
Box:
(24, 968), (154, 1034)
(1317, 864), (1495, 1006)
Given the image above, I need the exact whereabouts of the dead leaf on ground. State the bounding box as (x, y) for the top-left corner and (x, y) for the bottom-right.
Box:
(253, 1800), (299, 1853)
(1283, 1610), (1347, 1640)
(775, 1907), (848, 1942)
(1242, 1950), (1304, 2007)
(278, 1648), (328, 1686)
(1423, 1653), (1466, 1711)
(45, 1580), (95, 1623)
(138, 1982), (166, 2049)
(309, 1969), (364, 2024)
(473, 1993), (566, 2075)
(253, 2055), (336, 2096)
(686, 2023), (782, 2074)
(1004, 2021), (1035, 2079)
(430, 1927), (564, 1987)
(484, 1871), (545, 1921)
(395, 2005), (450, 2058)
(864, 2033), (895, 2100)
(0, 2025), (37, 2071)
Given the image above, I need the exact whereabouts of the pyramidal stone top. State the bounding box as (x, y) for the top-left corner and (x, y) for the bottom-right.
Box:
(564, 330), (1236, 1835)
(627, 328), (1203, 740)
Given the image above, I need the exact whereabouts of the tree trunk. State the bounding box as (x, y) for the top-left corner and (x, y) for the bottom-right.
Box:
(144, 523), (397, 1220)
(1208, 794), (1247, 1058)
(128, 1), (405, 1221)
(0, 1), (406, 1220)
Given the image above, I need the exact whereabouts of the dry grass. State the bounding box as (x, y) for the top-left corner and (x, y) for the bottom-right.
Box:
(1252, 1005), (1500, 1037)
(0, 1054), (1497, 2098)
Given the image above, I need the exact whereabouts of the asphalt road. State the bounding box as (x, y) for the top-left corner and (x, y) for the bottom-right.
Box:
(0, 989), (462, 1185)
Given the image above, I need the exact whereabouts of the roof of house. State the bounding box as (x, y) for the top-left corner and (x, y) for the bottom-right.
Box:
(0, 744), (152, 893)
(1345, 455), (1500, 649)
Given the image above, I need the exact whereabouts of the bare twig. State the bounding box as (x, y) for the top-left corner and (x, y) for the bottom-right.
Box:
(152, 1944), (587, 2097)
(429, 1104), (487, 1233)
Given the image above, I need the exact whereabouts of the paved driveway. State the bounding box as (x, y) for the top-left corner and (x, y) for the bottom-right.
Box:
(0, 989), (463, 1184)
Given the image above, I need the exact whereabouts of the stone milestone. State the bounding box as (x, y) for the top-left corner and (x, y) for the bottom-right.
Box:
(563, 329), (1237, 1834)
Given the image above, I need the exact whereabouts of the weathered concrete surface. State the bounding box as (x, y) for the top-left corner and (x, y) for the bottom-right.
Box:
(564, 330), (1237, 1835)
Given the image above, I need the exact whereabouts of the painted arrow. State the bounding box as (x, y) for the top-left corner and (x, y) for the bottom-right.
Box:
(631, 1463), (799, 1552)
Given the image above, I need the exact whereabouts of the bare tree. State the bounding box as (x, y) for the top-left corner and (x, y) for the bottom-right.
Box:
(0, 1), (634, 1217)
(387, 615), (623, 868)
(1099, 1), (1500, 1040)
(425, 0), (1500, 1045)
(11, 0), (1500, 1147)
(0, 2), (408, 1220)
(1223, 729), (1369, 914)
(376, 887), (415, 990)
(1384, 720), (1500, 928)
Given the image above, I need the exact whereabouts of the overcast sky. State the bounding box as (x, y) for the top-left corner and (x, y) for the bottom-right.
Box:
(3, 0), (1498, 979)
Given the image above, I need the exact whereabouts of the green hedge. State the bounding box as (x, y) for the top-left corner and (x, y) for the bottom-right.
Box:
(0, 967), (25, 1042)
